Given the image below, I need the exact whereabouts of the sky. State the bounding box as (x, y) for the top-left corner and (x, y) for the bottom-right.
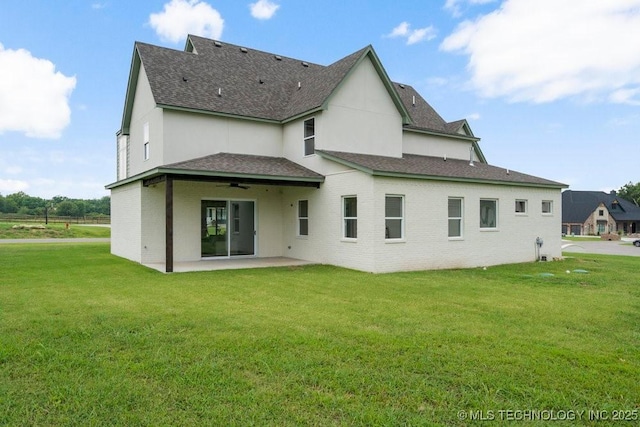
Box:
(1, 0), (639, 200)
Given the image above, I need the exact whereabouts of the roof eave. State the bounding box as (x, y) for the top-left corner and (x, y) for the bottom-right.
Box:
(157, 103), (282, 124)
(369, 171), (567, 189)
(403, 125), (480, 142)
(119, 45), (142, 136)
(316, 151), (566, 189)
(106, 167), (324, 190)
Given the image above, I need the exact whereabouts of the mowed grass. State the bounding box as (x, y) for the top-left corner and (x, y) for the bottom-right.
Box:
(0, 222), (110, 239)
(1, 244), (639, 425)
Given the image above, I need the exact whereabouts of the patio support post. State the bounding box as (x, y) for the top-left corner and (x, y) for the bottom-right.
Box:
(165, 175), (174, 273)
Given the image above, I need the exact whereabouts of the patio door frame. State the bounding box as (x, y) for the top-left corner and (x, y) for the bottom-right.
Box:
(201, 198), (256, 259)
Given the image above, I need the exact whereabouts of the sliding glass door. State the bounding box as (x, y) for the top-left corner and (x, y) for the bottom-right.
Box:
(201, 200), (255, 257)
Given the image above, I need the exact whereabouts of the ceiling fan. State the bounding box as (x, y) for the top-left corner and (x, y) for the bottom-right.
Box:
(217, 182), (250, 190)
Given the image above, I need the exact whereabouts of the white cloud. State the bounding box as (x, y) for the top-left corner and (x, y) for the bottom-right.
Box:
(0, 44), (76, 139)
(441, 0), (640, 104)
(387, 22), (436, 45)
(389, 22), (410, 37)
(468, 113), (481, 120)
(5, 165), (22, 174)
(249, 0), (280, 20)
(149, 0), (224, 44)
(0, 179), (29, 194)
(445, 0), (496, 18)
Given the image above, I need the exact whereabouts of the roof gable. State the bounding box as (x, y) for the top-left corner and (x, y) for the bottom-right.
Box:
(119, 36), (472, 137)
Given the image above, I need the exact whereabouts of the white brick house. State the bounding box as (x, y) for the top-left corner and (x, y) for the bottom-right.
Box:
(107, 35), (566, 273)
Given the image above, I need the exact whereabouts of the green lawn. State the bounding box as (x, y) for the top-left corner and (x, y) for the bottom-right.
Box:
(1, 244), (639, 425)
(0, 222), (110, 239)
(562, 236), (603, 242)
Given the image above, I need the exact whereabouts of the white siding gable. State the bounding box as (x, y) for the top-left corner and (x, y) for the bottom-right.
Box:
(321, 56), (403, 158)
(128, 64), (163, 176)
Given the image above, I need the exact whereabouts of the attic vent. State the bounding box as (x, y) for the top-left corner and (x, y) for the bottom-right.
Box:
(214, 41), (222, 47)
(240, 47), (248, 53)
(182, 76), (188, 82)
(301, 61), (309, 67)
(217, 87), (222, 97)
(259, 79), (264, 84)
(399, 84), (405, 89)
(297, 81), (301, 90)
(274, 55), (282, 61)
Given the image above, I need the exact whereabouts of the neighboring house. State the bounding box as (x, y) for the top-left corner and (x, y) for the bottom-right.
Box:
(562, 190), (640, 236)
(106, 35), (566, 273)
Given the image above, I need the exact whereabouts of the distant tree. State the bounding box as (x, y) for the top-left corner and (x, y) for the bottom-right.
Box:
(0, 192), (110, 216)
(56, 200), (78, 217)
(97, 196), (111, 216)
(618, 182), (640, 206)
(3, 199), (18, 213)
(52, 195), (70, 205)
(75, 200), (87, 217)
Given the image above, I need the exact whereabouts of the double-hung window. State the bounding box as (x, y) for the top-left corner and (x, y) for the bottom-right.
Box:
(515, 199), (527, 214)
(448, 198), (463, 238)
(298, 200), (309, 236)
(304, 118), (315, 156)
(480, 199), (498, 229)
(343, 196), (357, 239)
(385, 195), (404, 239)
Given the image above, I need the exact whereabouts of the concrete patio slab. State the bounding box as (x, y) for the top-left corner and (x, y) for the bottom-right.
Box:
(143, 257), (316, 273)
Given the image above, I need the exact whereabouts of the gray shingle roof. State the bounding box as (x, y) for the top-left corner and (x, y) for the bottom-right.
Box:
(562, 190), (640, 222)
(163, 152), (324, 181)
(317, 150), (566, 188)
(137, 36), (368, 122)
(133, 35), (462, 136)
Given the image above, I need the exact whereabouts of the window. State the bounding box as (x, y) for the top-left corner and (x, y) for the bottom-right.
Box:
(143, 122), (150, 160)
(515, 199), (527, 214)
(480, 199), (498, 229)
(298, 200), (308, 236)
(599, 209), (604, 216)
(542, 200), (553, 214)
(385, 195), (404, 239)
(343, 196), (357, 239)
(304, 118), (315, 156)
(448, 198), (463, 238)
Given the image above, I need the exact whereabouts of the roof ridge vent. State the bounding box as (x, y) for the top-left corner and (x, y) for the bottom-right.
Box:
(240, 47), (248, 53)
(301, 61), (309, 67)
(399, 84), (405, 89)
(274, 55), (282, 61)
(214, 41), (222, 47)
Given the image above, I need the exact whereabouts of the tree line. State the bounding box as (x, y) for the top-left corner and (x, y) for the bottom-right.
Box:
(618, 182), (640, 206)
(0, 192), (110, 217)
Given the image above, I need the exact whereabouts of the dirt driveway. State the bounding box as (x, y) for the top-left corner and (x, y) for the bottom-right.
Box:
(562, 239), (640, 257)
